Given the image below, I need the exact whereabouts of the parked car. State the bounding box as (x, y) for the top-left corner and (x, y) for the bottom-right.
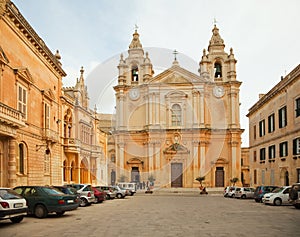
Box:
(289, 183), (300, 209)
(234, 187), (255, 199)
(112, 185), (128, 198)
(228, 187), (238, 198)
(52, 186), (80, 202)
(0, 187), (28, 223)
(92, 187), (106, 203)
(254, 185), (278, 203)
(224, 186), (234, 197)
(13, 186), (79, 218)
(262, 186), (291, 206)
(65, 184), (96, 207)
(97, 186), (117, 200)
(117, 182), (137, 196)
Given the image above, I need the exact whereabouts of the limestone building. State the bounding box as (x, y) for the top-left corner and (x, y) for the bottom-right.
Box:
(0, 0), (105, 187)
(113, 26), (244, 188)
(0, 0), (66, 187)
(247, 64), (300, 186)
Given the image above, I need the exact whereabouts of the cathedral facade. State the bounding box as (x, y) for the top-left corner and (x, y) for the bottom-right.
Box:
(113, 26), (244, 188)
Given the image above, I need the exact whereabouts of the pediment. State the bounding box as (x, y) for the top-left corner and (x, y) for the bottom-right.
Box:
(13, 67), (34, 85)
(43, 88), (56, 101)
(0, 46), (9, 64)
(149, 65), (205, 85)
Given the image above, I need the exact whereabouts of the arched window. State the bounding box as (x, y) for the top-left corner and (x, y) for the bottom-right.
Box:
(171, 104), (182, 126)
(63, 160), (67, 182)
(18, 143), (25, 174)
(70, 161), (75, 181)
(214, 62), (222, 78)
(132, 65), (139, 82)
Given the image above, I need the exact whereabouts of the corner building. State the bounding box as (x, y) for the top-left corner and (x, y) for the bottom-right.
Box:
(113, 26), (243, 188)
(247, 65), (300, 186)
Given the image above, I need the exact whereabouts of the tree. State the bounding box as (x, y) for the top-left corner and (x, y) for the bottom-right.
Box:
(230, 177), (239, 186)
(195, 176), (205, 186)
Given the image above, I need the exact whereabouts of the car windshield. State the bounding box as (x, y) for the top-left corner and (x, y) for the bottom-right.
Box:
(42, 187), (64, 195)
(0, 189), (23, 199)
(272, 187), (284, 193)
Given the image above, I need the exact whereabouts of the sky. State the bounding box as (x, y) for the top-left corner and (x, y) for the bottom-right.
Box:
(12, 0), (300, 146)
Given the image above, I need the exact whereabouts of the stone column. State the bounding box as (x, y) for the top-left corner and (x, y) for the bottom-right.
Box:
(8, 138), (17, 188)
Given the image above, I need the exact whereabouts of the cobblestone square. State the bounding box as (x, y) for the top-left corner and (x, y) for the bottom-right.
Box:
(1, 192), (299, 237)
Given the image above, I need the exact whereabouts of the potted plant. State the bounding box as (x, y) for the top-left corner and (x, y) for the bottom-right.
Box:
(195, 176), (207, 194)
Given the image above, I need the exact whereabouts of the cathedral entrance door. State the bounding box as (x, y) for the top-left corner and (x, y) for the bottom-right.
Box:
(131, 167), (140, 183)
(215, 167), (224, 187)
(171, 163), (183, 187)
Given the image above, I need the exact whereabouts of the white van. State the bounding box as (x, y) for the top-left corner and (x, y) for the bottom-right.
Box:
(117, 182), (137, 196)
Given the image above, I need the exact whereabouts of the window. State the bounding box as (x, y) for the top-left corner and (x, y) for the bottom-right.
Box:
(268, 145), (276, 160)
(279, 141), (288, 157)
(253, 125), (257, 139)
(259, 120), (265, 137)
(260, 148), (266, 161)
(295, 97), (300, 117)
(268, 113), (275, 133)
(279, 106), (287, 128)
(18, 85), (27, 119)
(81, 124), (91, 144)
(171, 104), (182, 126)
(297, 169), (300, 183)
(44, 103), (50, 129)
(18, 143), (26, 174)
(293, 137), (300, 155)
(111, 154), (115, 163)
(253, 150), (257, 162)
(254, 170), (257, 184)
(44, 152), (50, 174)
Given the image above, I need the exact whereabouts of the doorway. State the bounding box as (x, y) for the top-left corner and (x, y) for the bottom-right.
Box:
(131, 167), (140, 183)
(171, 163), (183, 187)
(215, 167), (224, 187)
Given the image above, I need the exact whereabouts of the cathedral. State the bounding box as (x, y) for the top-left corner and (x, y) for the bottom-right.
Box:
(112, 26), (244, 188)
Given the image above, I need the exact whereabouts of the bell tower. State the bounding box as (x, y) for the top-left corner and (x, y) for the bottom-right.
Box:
(199, 25), (237, 83)
(117, 29), (154, 86)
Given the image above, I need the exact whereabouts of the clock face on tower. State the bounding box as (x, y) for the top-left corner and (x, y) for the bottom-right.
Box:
(213, 86), (225, 98)
(129, 88), (140, 100)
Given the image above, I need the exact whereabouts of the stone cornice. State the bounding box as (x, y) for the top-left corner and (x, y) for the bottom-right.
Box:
(3, 1), (66, 77)
(247, 64), (300, 117)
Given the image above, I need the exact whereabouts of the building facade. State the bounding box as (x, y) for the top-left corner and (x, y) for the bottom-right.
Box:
(0, 0), (106, 187)
(247, 64), (300, 186)
(113, 27), (244, 188)
(0, 0), (66, 187)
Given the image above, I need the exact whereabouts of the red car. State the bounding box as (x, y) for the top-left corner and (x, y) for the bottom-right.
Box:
(92, 187), (106, 203)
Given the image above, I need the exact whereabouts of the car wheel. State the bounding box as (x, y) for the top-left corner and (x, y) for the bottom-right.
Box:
(231, 194), (235, 198)
(241, 195), (246, 199)
(34, 204), (48, 218)
(295, 204), (300, 209)
(10, 216), (24, 223)
(106, 194), (111, 200)
(56, 211), (65, 216)
(273, 198), (282, 206)
(80, 198), (88, 207)
(116, 193), (122, 199)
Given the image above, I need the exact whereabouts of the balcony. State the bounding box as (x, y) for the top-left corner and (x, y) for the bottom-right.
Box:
(63, 138), (81, 154)
(0, 102), (26, 136)
(42, 128), (59, 143)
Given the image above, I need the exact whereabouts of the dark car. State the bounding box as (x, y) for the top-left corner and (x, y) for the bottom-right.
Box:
(92, 187), (106, 203)
(52, 186), (80, 203)
(13, 186), (79, 218)
(254, 185), (278, 202)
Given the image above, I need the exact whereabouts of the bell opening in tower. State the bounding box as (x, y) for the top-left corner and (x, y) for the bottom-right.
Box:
(214, 62), (222, 78)
(132, 66), (139, 82)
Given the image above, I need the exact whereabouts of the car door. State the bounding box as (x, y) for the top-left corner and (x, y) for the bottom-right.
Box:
(282, 187), (291, 204)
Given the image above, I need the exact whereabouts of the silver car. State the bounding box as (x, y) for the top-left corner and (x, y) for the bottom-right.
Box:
(98, 186), (117, 200)
(234, 187), (255, 199)
(66, 184), (96, 207)
(112, 185), (128, 199)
